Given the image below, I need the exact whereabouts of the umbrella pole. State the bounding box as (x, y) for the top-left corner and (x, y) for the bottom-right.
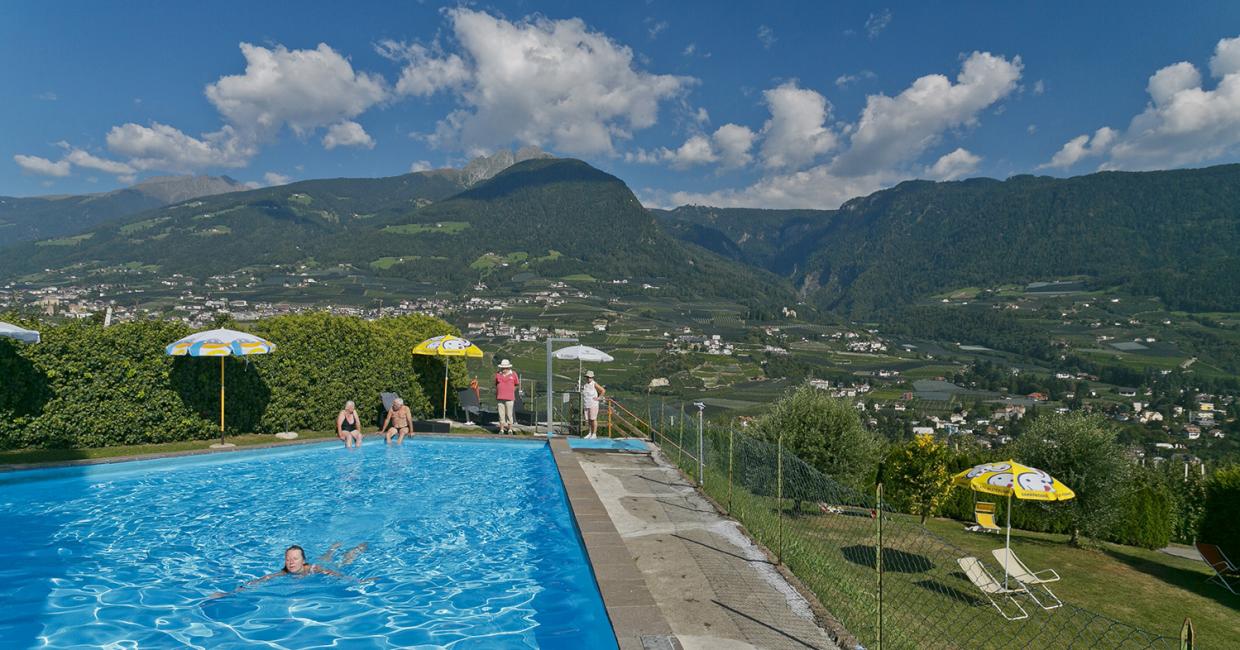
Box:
(443, 358), (449, 419)
(1004, 491), (1012, 588)
(219, 356), (226, 446)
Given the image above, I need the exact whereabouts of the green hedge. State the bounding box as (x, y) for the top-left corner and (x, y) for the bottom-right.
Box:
(1198, 464), (1240, 559)
(0, 313), (465, 449)
(1107, 467), (1173, 550)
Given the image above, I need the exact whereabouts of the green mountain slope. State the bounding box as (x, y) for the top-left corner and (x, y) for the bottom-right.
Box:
(797, 165), (1240, 314)
(0, 159), (795, 313)
(0, 176), (247, 247)
(653, 165), (1240, 315)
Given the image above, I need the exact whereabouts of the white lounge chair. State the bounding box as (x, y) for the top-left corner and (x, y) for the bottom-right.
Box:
(991, 547), (1062, 609)
(957, 556), (1030, 621)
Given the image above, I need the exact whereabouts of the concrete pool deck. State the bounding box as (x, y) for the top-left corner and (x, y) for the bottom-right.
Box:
(555, 439), (841, 650)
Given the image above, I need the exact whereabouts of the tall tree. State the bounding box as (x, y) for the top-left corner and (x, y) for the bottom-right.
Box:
(1010, 412), (1131, 546)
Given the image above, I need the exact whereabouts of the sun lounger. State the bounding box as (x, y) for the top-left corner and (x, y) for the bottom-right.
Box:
(991, 548), (1062, 609)
(958, 556), (1030, 621)
(817, 502), (844, 515)
(966, 501), (1002, 533)
(1196, 542), (1240, 595)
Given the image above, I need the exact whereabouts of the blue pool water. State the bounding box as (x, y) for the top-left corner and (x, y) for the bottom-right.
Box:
(0, 438), (616, 649)
(566, 438), (649, 452)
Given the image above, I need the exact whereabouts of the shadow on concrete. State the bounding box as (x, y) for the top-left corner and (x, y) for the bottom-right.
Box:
(674, 533), (775, 566)
(711, 599), (830, 650)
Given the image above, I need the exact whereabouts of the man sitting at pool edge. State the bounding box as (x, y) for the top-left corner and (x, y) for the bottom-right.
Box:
(381, 397), (414, 444)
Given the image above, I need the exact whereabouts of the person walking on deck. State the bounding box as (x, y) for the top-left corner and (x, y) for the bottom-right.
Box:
(582, 370), (605, 439)
(495, 359), (520, 434)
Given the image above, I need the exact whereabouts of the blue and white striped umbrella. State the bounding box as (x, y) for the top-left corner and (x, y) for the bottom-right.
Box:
(165, 328), (274, 357)
(165, 328), (274, 444)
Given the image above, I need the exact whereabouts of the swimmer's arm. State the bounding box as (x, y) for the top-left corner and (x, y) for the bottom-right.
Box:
(310, 564), (343, 577)
(208, 572), (281, 599)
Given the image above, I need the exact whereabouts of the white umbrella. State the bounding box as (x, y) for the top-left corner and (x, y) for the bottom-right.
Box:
(552, 345), (615, 363)
(0, 321), (40, 344)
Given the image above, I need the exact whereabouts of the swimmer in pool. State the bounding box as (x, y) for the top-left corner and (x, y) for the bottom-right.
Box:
(209, 543), (370, 598)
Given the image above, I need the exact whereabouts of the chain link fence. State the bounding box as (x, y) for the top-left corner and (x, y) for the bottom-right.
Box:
(605, 397), (1184, 650)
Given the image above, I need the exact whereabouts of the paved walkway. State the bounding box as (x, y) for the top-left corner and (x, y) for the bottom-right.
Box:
(577, 449), (840, 650)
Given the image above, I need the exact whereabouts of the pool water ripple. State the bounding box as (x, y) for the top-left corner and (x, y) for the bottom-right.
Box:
(0, 438), (615, 649)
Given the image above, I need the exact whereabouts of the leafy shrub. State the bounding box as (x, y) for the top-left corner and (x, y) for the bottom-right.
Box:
(1198, 464), (1240, 559)
(1107, 467), (1173, 550)
(752, 384), (883, 491)
(0, 313), (462, 449)
(885, 434), (953, 524)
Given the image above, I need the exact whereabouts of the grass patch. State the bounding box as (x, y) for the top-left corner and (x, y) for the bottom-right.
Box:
(119, 216), (170, 235)
(195, 225), (232, 237)
(652, 436), (1232, 649)
(0, 430), (340, 467)
(288, 193), (313, 205)
(370, 256), (421, 270)
(562, 273), (597, 282)
(36, 233), (93, 247)
(382, 221), (471, 235)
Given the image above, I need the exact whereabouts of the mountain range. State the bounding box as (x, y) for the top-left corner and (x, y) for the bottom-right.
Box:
(0, 175), (248, 247)
(4, 157), (1240, 316)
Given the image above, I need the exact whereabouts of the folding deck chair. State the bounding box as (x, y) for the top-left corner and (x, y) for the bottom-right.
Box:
(958, 556), (1030, 621)
(966, 501), (1002, 533)
(992, 547), (1062, 609)
(1196, 542), (1240, 595)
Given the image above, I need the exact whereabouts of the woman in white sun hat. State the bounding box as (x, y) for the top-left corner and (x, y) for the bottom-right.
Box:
(581, 369), (606, 439)
(494, 359), (520, 434)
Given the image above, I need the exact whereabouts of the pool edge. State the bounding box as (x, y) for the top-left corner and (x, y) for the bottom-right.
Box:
(548, 436), (677, 650)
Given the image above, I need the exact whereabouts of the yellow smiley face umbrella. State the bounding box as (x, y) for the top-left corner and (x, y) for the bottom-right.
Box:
(412, 335), (484, 418)
(953, 461), (1075, 586)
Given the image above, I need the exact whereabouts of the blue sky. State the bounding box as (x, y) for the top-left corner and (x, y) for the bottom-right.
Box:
(4, 1), (1240, 208)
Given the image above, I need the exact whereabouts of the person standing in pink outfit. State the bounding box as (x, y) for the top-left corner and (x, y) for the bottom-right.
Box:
(494, 359), (520, 434)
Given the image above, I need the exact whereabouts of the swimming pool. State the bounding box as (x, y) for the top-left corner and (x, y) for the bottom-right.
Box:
(0, 438), (616, 649)
(566, 438), (649, 452)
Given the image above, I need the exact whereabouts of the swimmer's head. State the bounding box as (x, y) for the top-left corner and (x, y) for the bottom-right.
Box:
(284, 545), (307, 573)
(345, 400), (355, 411)
(393, 398), (404, 407)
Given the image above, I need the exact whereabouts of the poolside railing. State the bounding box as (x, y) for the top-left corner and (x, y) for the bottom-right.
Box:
(609, 397), (1183, 650)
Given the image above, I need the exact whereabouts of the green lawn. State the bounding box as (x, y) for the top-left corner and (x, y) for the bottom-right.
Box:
(382, 221), (470, 235)
(659, 444), (1237, 649)
(0, 430), (340, 466)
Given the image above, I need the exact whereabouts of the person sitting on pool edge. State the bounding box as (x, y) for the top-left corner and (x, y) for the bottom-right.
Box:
(380, 397), (414, 444)
(336, 400), (363, 449)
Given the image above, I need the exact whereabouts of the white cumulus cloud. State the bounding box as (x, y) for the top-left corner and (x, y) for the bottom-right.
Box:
(759, 82), (839, 170)
(13, 154), (70, 177)
(106, 122), (255, 171)
(322, 121), (375, 150)
(713, 123), (757, 168)
(206, 43), (387, 138)
(1043, 35), (1240, 171)
(263, 171), (292, 186)
(831, 51), (1022, 176)
(64, 149), (136, 176)
(396, 8), (692, 155)
(926, 147), (981, 180)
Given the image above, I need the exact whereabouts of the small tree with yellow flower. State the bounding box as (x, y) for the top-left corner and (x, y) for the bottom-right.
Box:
(887, 433), (953, 524)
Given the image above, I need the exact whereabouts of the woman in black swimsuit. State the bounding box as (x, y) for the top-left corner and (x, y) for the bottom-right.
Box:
(336, 401), (363, 449)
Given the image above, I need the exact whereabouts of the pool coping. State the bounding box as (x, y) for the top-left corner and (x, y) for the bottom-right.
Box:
(547, 436), (677, 650)
(0, 431), (547, 473)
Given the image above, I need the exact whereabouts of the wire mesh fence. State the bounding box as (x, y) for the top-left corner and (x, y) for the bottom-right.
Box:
(605, 397), (1183, 650)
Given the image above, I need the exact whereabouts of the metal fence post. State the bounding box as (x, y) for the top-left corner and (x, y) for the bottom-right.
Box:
(777, 432), (784, 565)
(678, 403), (684, 466)
(876, 481), (884, 650)
(727, 426), (735, 513)
(695, 403), (705, 487)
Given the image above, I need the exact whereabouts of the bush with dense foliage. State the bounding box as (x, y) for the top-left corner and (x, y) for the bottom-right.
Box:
(885, 434), (954, 524)
(1107, 466), (1173, 550)
(1009, 412), (1131, 546)
(0, 313), (462, 449)
(751, 384), (883, 491)
(1198, 464), (1240, 559)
